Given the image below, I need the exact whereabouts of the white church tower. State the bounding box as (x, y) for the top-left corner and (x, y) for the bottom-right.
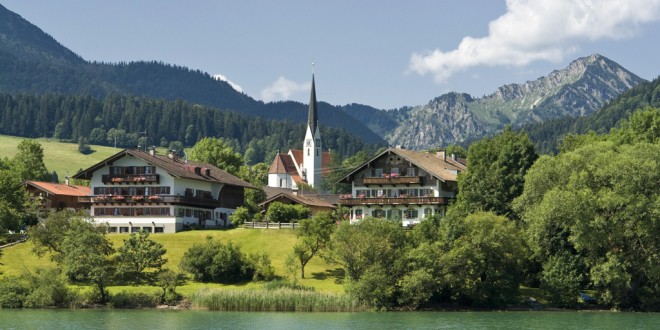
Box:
(302, 74), (322, 188)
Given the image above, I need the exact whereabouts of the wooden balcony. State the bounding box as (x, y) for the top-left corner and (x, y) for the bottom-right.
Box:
(101, 174), (160, 184)
(339, 196), (450, 206)
(79, 195), (222, 208)
(361, 176), (422, 185)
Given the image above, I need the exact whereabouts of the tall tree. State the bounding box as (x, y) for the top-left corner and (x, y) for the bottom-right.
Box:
(12, 139), (50, 182)
(115, 230), (167, 284)
(454, 126), (537, 219)
(189, 137), (244, 176)
(292, 212), (335, 278)
(514, 141), (659, 310)
(60, 219), (114, 303)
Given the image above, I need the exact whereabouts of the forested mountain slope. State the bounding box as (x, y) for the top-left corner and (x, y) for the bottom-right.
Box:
(0, 4), (385, 145)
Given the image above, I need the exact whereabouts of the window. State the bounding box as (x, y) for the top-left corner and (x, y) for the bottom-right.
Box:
(405, 209), (419, 219)
(119, 227), (129, 233)
(316, 148), (319, 156)
(377, 189), (384, 197)
(108, 227), (117, 233)
(389, 209), (402, 220)
(424, 208), (433, 218)
(355, 209), (363, 219)
(154, 227), (164, 233)
(375, 168), (383, 177)
(420, 189), (434, 197)
(391, 168), (399, 175)
(406, 168), (417, 176)
(372, 209), (385, 218)
(131, 227), (140, 233)
(142, 227), (152, 233)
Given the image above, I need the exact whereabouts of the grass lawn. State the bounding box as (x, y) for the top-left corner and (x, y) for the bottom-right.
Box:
(0, 228), (345, 296)
(0, 134), (117, 180)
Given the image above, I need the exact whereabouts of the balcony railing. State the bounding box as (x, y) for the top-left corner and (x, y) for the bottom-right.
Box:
(361, 176), (422, 185)
(79, 195), (222, 208)
(339, 196), (450, 206)
(101, 174), (160, 184)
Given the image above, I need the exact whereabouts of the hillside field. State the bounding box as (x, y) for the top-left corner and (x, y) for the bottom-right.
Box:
(0, 135), (117, 181)
(0, 229), (344, 296)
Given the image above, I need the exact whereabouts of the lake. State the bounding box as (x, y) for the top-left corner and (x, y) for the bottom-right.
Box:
(0, 310), (658, 329)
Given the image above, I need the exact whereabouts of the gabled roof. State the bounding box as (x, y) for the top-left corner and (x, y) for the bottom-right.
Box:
(22, 180), (90, 197)
(339, 147), (466, 183)
(269, 149), (333, 181)
(73, 149), (254, 188)
(259, 192), (337, 209)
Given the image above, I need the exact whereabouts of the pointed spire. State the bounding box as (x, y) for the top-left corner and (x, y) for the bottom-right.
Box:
(308, 74), (318, 134)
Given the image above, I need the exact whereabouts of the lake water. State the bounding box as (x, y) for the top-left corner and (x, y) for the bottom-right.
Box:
(0, 309), (658, 329)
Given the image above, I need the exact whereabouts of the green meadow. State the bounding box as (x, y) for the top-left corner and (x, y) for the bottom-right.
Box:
(0, 229), (344, 296)
(0, 135), (117, 181)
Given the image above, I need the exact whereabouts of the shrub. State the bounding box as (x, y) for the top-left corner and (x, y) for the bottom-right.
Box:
(24, 269), (72, 308)
(262, 279), (315, 292)
(0, 276), (29, 308)
(179, 236), (254, 283)
(230, 206), (251, 226)
(248, 251), (276, 281)
(157, 269), (185, 305)
(397, 269), (436, 310)
(109, 291), (160, 308)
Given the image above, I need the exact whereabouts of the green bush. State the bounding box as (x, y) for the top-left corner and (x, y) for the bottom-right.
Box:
(346, 264), (396, 310)
(262, 279), (315, 292)
(248, 251), (276, 281)
(24, 269), (72, 308)
(109, 291), (160, 308)
(0, 276), (29, 308)
(179, 236), (255, 283)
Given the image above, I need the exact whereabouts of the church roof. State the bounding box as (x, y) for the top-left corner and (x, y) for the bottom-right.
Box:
(308, 74), (318, 134)
(268, 149), (333, 181)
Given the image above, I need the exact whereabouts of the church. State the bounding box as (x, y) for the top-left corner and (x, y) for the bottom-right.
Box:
(267, 75), (331, 190)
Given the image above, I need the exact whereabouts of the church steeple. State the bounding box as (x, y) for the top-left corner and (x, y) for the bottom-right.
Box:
(303, 73), (322, 189)
(307, 74), (318, 134)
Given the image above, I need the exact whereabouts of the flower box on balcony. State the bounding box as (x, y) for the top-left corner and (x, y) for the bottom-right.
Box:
(111, 177), (123, 183)
(132, 195), (144, 201)
(111, 195), (125, 201)
(148, 195), (160, 201)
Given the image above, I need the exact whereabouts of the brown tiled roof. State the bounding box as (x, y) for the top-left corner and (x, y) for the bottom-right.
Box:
(339, 147), (466, 183)
(73, 149), (254, 188)
(259, 192), (337, 209)
(268, 153), (297, 175)
(23, 180), (90, 196)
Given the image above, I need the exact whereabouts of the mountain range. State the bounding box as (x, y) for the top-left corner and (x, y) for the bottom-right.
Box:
(0, 4), (650, 152)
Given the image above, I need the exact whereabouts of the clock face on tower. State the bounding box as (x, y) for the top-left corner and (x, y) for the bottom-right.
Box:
(305, 139), (312, 147)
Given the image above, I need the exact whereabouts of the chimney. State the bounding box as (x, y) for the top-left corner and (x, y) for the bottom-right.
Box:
(168, 150), (178, 161)
(436, 150), (446, 161)
(65, 176), (70, 186)
(149, 148), (156, 156)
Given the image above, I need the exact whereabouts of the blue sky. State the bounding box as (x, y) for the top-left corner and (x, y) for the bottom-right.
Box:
(4, 0), (660, 109)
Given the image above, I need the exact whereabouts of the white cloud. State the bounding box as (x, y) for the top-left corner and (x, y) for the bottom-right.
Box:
(213, 74), (243, 93)
(409, 0), (660, 82)
(260, 77), (310, 102)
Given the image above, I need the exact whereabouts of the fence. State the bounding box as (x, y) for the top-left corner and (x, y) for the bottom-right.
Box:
(242, 221), (299, 229)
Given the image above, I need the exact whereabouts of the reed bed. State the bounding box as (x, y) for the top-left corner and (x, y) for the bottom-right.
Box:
(190, 287), (367, 312)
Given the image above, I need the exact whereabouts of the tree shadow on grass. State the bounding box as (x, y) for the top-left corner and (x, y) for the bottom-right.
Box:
(311, 268), (345, 284)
